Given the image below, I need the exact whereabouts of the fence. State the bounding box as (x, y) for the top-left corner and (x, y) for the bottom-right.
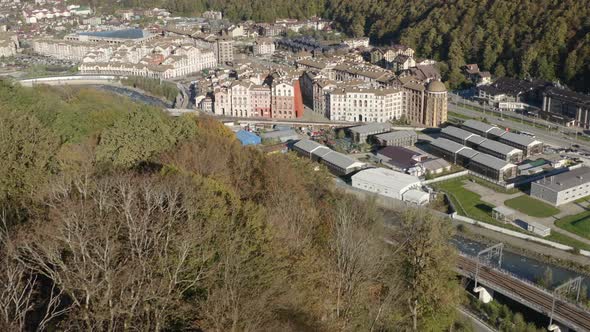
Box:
(423, 170), (469, 185)
(452, 213), (590, 257)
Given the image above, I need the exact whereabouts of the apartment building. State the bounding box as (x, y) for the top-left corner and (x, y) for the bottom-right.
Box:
(251, 85), (272, 117)
(271, 81), (296, 119)
(401, 77), (448, 127)
(230, 81), (252, 117)
(253, 38), (275, 55)
(327, 87), (404, 122)
(216, 38), (233, 64)
(211, 78), (301, 119)
(79, 45), (216, 79)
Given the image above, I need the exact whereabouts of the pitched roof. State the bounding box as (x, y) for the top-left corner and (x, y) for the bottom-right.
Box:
(430, 138), (464, 154)
(479, 139), (522, 155)
(349, 122), (392, 135)
(322, 151), (363, 169)
(294, 139), (323, 153)
(499, 132), (541, 147)
(470, 153), (514, 171)
(462, 119), (496, 134)
(375, 130), (417, 141)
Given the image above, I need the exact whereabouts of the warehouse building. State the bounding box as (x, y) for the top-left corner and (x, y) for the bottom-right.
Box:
(293, 139), (324, 158)
(348, 122), (393, 143)
(351, 168), (429, 204)
(468, 153), (517, 182)
(531, 167), (590, 206)
(260, 129), (300, 143)
(462, 120), (506, 139)
(429, 138), (466, 164)
(441, 126), (476, 145)
(374, 130), (418, 147)
(292, 139), (364, 175)
(422, 158), (452, 175)
(441, 125), (523, 162)
(498, 132), (543, 157)
(477, 139), (523, 163)
(456, 147), (479, 167)
(429, 138), (517, 182)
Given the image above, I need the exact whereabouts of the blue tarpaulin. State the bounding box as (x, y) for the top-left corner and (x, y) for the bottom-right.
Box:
(236, 130), (261, 146)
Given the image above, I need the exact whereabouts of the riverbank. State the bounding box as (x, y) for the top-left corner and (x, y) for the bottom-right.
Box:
(92, 85), (173, 108)
(455, 222), (590, 276)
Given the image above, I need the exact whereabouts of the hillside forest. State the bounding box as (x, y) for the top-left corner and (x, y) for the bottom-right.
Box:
(91, 0), (590, 91)
(0, 80), (466, 331)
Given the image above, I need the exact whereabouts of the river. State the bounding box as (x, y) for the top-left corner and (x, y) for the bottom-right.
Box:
(453, 236), (590, 297)
(92, 85), (172, 108)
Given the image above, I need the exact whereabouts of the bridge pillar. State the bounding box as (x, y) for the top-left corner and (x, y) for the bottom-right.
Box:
(473, 286), (493, 304)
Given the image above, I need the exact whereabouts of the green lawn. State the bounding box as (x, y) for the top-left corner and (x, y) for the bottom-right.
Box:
(504, 195), (560, 218)
(435, 179), (499, 225)
(435, 178), (590, 251)
(545, 231), (590, 251)
(448, 111), (473, 120)
(555, 210), (590, 241)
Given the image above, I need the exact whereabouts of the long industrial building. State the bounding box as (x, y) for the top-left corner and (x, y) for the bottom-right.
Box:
(441, 126), (523, 162)
(292, 139), (365, 176)
(460, 120), (543, 157)
(429, 138), (517, 182)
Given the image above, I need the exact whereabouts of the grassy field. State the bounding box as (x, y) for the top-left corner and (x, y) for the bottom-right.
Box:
(504, 195), (560, 218)
(545, 231), (590, 251)
(448, 111), (473, 120)
(555, 210), (590, 241)
(467, 176), (521, 194)
(435, 178), (590, 251)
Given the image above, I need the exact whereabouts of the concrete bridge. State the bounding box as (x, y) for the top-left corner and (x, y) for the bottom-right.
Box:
(457, 254), (590, 332)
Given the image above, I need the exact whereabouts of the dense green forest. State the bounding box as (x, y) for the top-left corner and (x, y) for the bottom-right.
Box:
(91, 0), (590, 91)
(0, 80), (468, 331)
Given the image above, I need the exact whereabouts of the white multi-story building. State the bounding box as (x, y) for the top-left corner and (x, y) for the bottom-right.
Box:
(343, 37), (370, 49)
(327, 87), (404, 122)
(34, 34), (216, 79)
(22, 5), (91, 24)
(230, 81), (252, 118)
(253, 38), (275, 55)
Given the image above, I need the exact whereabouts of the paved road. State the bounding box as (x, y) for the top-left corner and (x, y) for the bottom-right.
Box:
(448, 101), (589, 150)
(458, 307), (497, 332)
(449, 103), (590, 150)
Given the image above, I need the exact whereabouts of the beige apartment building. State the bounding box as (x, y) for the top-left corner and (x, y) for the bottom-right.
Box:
(401, 77), (448, 127)
(327, 87), (404, 122)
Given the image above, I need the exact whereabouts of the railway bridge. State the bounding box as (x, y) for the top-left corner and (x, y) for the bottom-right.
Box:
(457, 249), (590, 332)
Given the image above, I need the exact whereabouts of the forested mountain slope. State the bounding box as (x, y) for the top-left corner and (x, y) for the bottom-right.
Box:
(327, 0), (590, 91)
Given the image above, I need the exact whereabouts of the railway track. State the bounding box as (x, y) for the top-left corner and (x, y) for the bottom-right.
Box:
(457, 256), (590, 331)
